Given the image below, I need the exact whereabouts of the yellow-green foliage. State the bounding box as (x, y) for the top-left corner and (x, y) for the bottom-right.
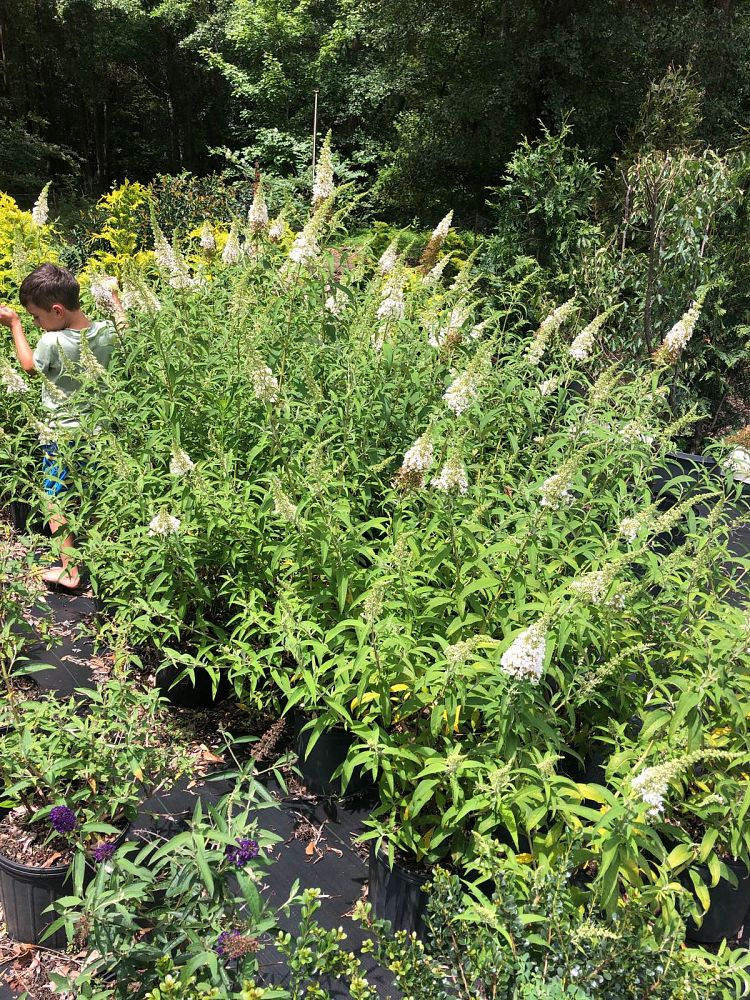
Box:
(0, 192), (59, 300)
(86, 180), (154, 276)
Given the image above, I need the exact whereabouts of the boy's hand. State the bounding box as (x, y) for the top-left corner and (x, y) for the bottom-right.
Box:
(0, 305), (20, 328)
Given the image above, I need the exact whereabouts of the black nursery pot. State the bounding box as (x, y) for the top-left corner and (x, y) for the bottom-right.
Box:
(368, 844), (431, 938)
(0, 823), (129, 948)
(0, 851), (70, 948)
(155, 662), (231, 709)
(295, 724), (372, 799)
(650, 451), (720, 500)
(8, 501), (50, 536)
(683, 860), (750, 944)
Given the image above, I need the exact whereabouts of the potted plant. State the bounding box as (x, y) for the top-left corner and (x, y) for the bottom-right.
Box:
(51, 765), (381, 999)
(0, 520), (54, 727)
(357, 845), (750, 998)
(0, 679), (184, 946)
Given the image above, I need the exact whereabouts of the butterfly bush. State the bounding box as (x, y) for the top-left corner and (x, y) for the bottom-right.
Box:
(170, 447), (195, 477)
(222, 224), (242, 265)
(199, 220), (216, 251)
(148, 511), (181, 537)
(1, 365), (28, 394)
(653, 294), (704, 364)
(377, 239), (399, 275)
(312, 131), (335, 207)
(247, 181), (269, 234)
(31, 182), (50, 227)
(431, 456), (468, 494)
(500, 624), (547, 684)
(21, 178), (745, 904)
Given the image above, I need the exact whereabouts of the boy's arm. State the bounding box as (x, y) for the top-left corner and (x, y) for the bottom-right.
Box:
(111, 292), (128, 333)
(0, 306), (35, 373)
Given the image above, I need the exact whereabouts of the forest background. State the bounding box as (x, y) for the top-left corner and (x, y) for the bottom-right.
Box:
(4, 0), (750, 436)
(1, 0), (747, 219)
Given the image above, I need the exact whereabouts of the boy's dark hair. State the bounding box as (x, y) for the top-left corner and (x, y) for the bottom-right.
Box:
(19, 263), (80, 311)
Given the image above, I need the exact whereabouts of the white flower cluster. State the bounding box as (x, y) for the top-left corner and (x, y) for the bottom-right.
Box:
(569, 327), (594, 361)
(371, 328), (386, 353)
(248, 183), (269, 234)
(469, 317), (491, 341)
(526, 338), (547, 366)
(312, 134), (335, 207)
(431, 456), (469, 494)
(402, 434), (434, 472)
(443, 370), (479, 416)
(431, 210), (453, 244)
(154, 232), (198, 291)
(154, 232), (180, 274)
(361, 585), (385, 626)
(199, 221), (216, 252)
(537, 298), (577, 339)
(268, 217), (285, 243)
(569, 311), (609, 361)
(170, 447), (195, 477)
(619, 516), (644, 543)
(428, 305), (469, 350)
(569, 569), (614, 605)
(659, 298), (703, 361)
(540, 472), (574, 509)
(251, 363), (279, 404)
(148, 511), (181, 537)
(1, 366), (29, 394)
(289, 223), (319, 266)
(270, 476), (297, 523)
(31, 183), (50, 227)
(725, 447), (750, 484)
(79, 339), (108, 380)
(620, 421), (654, 445)
(500, 624), (547, 684)
(444, 637), (483, 672)
(324, 288), (348, 318)
(631, 766), (670, 817)
(395, 433), (434, 489)
(538, 377), (559, 397)
(378, 240), (399, 275)
(422, 256), (450, 286)
(419, 211), (453, 272)
(377, 279), (405, 322)
(89, 275), (119, 314)
(222, 225), (242, 265)
(121, 279), (162, 313)
(527, 298), (577, 366)
(34, 420), (57, 445)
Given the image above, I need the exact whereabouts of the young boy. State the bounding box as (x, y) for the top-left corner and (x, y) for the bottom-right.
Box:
(0, 263), (122, 591)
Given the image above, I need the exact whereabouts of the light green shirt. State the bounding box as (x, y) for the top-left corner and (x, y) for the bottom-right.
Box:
(32, 321), (117, 429)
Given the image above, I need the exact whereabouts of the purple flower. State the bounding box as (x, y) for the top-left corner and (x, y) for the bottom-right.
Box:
(49, 805), (77, 834)
(225, 837), (259, 868)
(215, 929), (241, 956)
(92, 842), (117, 863)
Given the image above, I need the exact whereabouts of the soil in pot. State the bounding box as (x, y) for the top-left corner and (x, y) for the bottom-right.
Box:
(681, 860), (750, 944)
(369, 844), (432, 938)
(296, 724), (373, 800)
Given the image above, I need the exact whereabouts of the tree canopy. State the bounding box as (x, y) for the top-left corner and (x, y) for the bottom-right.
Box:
(1, 0), (749, 219)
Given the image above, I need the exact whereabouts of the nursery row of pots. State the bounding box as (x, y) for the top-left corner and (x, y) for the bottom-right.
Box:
(2, 445), (750, 952)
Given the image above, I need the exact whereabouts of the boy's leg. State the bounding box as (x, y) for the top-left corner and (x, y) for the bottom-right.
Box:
(42, 510), (81, 588)
(40, 444), (82, 590)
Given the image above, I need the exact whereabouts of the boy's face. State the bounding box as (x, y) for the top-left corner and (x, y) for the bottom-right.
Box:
(24, 301), (69, 332)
